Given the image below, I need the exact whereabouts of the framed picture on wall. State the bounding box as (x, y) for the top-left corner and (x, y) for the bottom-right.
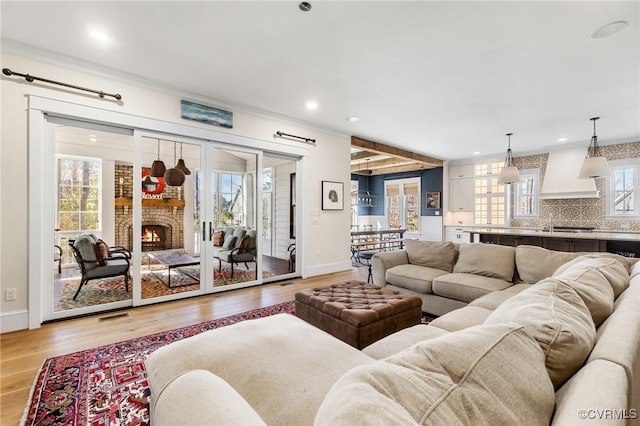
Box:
(322, 181), (344, 211)
(426, 191), (441, 209)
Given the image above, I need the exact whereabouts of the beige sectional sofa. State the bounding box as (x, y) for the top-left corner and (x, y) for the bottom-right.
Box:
(372, 240), (592, 316)
(145, 249), (640, 425)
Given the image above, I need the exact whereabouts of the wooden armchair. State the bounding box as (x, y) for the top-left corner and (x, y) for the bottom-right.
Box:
(68, 234), (130, 300)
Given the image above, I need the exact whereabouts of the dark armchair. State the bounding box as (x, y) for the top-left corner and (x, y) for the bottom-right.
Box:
(217, 229), (257, 277)
(68, 234), (130, 300)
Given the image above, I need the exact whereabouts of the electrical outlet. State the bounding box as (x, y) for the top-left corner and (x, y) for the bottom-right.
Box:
(5, 288), (17, 301)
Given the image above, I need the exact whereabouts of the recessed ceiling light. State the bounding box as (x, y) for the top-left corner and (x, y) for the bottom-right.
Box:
(299, 2), (312, 12)
(590, 21), (627, 39)
(305, 100), (318, 111)
(346, 116), (360, 123)
(473, 151), (480, 155)
(88, 28), (112, 44)
(557, 137), (568, 142)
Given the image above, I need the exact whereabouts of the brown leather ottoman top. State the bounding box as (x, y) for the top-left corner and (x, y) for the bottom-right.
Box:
(295, 280), (422, 328)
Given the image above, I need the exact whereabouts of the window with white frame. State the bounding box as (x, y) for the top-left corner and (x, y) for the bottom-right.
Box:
(385, 178), (420, 232)
(514, 169), (540, 218)
(474, 161), (506, 225)
(350, 180), (359, 228)
(201, 171), (245, 227)
(607, 159), (640, 218)
(56, 155), (102, 232)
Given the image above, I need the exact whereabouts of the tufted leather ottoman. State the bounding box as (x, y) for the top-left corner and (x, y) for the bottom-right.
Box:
(295, 280), (422, 349)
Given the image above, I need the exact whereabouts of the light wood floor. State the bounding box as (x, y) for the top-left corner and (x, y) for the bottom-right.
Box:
(0, 267), (367, 426)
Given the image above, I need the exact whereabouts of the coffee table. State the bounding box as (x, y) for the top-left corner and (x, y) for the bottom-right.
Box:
(147, 251), (200, 288)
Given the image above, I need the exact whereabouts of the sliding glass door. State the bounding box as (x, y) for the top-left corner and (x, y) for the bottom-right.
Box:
(261, 152), (299, 280)
(34, 103), (303, 325)
(207, 146), (261, 290)
(137, 134), (205, 304)
(46, 120), (135, 320)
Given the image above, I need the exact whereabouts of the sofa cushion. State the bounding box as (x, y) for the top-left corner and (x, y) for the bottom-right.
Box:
(553, 360), (630, 426)
(485, 278), (596, 388)
(146, 314), (373, 426)
(469, 283), (532, 310)
(153, 369), (266, 426)
(232, 228), (247, 248)
(315, 324), (555, 426)
(222, 235), (237, 250)
(362, 324), (449, 360)
(385, 264), (448, 294)
(453, 243), (516, 282)
(213, 231), (224, 246)
(554, 255), (630, 298)
(553, 257), (617, 326)
(94, 239), (110, 266)
(429, 305), (493, 332)
(587, 278), (640, 378)
(515, 245), (582, 283)
(404, 239), (457, 273)
(432, 273), (512, 303)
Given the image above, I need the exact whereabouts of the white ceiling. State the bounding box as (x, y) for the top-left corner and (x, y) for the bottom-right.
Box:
(2, 1), (639, 161)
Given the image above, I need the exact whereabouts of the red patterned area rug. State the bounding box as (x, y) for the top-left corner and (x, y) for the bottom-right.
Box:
(22, 301), (295, 426)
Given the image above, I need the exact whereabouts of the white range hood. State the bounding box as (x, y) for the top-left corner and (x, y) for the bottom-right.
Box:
(540, 148), (599, 199)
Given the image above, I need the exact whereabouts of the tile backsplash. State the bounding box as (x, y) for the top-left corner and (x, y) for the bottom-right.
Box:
(511, 141), (640, 232)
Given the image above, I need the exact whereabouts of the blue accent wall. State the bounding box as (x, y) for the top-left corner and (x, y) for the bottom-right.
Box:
(351, 167), (443, 216)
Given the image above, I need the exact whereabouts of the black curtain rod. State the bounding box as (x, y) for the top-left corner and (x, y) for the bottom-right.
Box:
(2, 68), (122, 100)
(274, 131), (316, 145)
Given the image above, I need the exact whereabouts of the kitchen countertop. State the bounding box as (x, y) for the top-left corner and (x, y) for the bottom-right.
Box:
(466, 228), (640, 242)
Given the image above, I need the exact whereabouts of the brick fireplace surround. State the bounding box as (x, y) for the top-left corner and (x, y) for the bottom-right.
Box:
(114, 165), (185, 251)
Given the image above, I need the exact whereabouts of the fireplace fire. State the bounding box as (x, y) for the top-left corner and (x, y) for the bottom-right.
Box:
(139, 224), (171, 251)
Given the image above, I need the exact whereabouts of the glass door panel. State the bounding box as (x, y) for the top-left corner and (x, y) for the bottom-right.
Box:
(260, 153), (299, 280)
(210, 146), (261, 289)
(139, 135), (204, 302)
(47, 122), (134, 321)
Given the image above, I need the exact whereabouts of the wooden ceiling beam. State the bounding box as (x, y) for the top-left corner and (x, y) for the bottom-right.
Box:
(367, 163), (430, 175)
(351, 136), (443, 167)
(350, 150), (378, 161)
(350, 157), (413, 173)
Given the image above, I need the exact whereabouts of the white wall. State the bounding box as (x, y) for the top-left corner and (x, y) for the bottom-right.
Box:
(0, 52), (352, 331)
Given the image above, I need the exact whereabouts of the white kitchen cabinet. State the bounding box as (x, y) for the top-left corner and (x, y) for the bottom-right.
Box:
(449, 178), (474, 211)
(445, 226), (472, 243)
(449, 164), (475, 180)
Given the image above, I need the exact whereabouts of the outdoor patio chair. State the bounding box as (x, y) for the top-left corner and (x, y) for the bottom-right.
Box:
(68, 234), (130, 300)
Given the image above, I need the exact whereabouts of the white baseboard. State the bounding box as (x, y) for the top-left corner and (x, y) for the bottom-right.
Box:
(304, 260), (352, 278)
(1, 309), (29, 333)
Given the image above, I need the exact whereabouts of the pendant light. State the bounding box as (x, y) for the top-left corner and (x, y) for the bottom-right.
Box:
(164, 142), (186, 186)
(175, 143), (191, 175)
(577, 117), (611, 179)
(150, 139), (166, 177)
(497, 133), (521, 184)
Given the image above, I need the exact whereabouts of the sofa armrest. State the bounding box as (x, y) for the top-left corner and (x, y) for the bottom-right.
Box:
(153, 369), (266, 426)
(371, 250), (409, 286)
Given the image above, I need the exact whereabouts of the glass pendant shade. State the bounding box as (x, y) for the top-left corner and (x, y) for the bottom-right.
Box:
(577, 156), (611, 179)
(497, 132), (521, 184)
(150, 139), (166, 177)
(497, 165), (521, 184)
(577, 117), (611, 179)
